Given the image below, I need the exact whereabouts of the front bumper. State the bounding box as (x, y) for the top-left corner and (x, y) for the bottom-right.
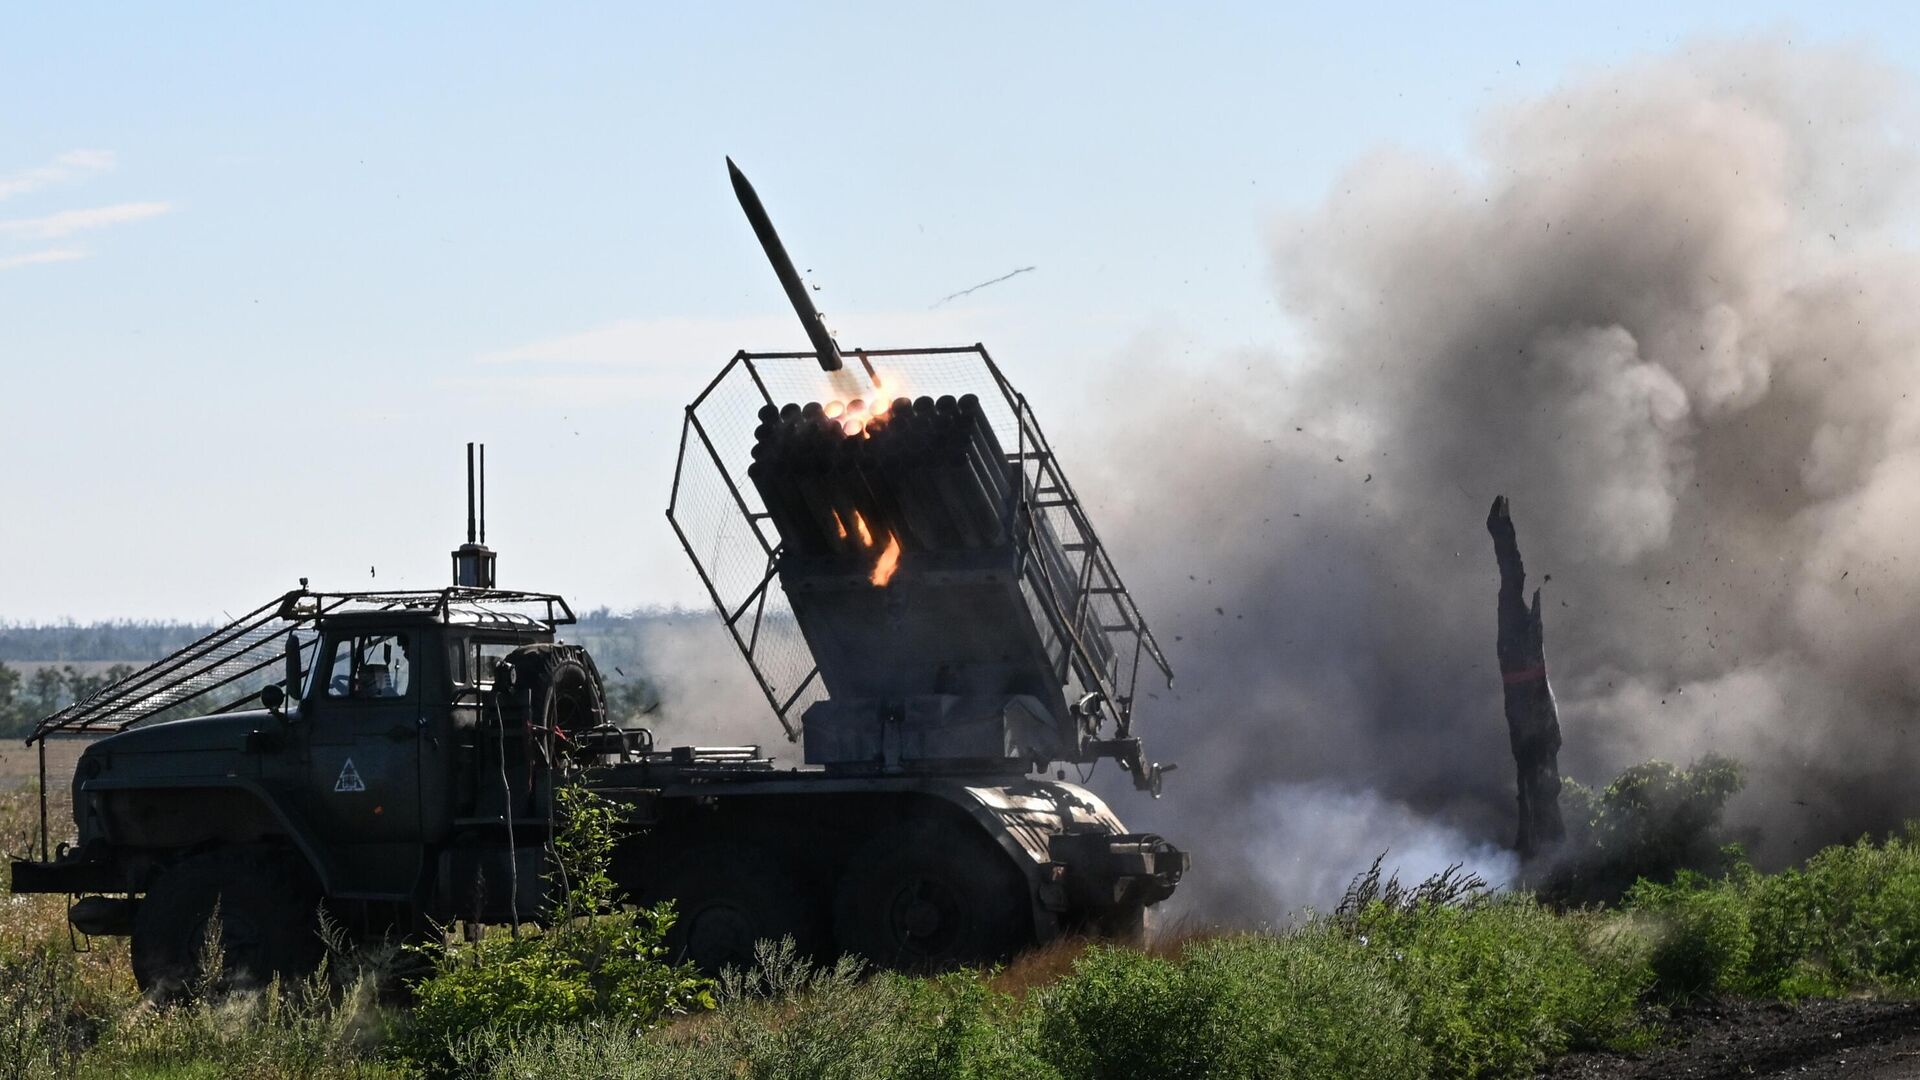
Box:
(8, 846), (122, 895)
(1044, 831), (1188, 912)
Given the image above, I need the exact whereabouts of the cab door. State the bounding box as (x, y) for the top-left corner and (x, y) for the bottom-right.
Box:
(303, 630), (425, 895)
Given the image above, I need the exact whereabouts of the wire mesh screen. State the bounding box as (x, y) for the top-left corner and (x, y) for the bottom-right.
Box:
(667, 346), (1172, 743)
(31, 593), (317, 740)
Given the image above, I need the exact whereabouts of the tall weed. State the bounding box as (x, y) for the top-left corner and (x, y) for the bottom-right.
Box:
(1027, 932), (1428, 1080)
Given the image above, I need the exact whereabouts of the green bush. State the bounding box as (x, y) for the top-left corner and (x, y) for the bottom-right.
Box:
(1624, 871), (1753, 1000)
(1628, 827), (1920, 999)
(1027, 932), (1427, 1080)
(479, 938), (1052, 1080)
(1553, 755), (1744, 905)
(699, 939), (1051, 1080)
(1348, 896), (1650, 1078)
(396, 786), (713, 1072)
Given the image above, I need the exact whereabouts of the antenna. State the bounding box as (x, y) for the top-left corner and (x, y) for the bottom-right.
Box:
(453, 442), (496, 589)
(466, 443), (477, 545)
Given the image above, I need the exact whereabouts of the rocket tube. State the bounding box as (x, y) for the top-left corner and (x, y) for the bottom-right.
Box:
(791, 436), (857, 556)
(873, 439), (944, 551)
(895, 434), (967, 549)
(923, 438), (991, 549)
(957, 396), (1016, 538)
(748, 460), (822, 556)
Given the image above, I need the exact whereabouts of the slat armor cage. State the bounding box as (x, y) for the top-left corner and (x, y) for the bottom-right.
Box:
(666, 345), (1172, 775)
(28, 588), (574, 743)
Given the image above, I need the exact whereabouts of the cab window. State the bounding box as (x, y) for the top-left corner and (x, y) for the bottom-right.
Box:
(324, 634), (413, 699)
(472, 642), (519, 686)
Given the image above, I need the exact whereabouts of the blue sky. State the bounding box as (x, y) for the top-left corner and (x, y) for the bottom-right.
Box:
(2, 3), (1915, 621)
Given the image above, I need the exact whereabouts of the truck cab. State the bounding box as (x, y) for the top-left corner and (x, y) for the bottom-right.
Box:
(12, 589), (589, 993)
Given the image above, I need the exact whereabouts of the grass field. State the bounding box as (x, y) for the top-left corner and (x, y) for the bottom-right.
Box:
(4, 760), (1920, 1077)
(0, 737), (89, 794)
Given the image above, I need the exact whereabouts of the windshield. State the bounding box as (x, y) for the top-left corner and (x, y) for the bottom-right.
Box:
(321, 634), (413, 699)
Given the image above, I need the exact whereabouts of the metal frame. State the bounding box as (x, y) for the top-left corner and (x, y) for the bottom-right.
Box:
(28, 586), (575, 744)
(665, 344), (1172, 745)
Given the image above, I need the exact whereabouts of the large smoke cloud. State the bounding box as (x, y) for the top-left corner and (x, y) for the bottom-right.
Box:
(1093, 39), (1920, 920)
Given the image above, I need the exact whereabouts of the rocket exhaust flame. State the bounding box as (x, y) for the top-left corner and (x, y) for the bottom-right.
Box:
(870, 533), (902, 586)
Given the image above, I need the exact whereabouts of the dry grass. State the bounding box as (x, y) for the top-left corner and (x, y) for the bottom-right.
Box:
(0, 737), (88, 794)
(1142, 914), (1231, 959)
(988, 937), (1090, 999)
(985, 912), (1234, 1000)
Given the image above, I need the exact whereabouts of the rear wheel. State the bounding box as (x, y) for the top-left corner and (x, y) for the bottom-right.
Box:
(833, 819), (1032, 971)
(644, 843), (827, 974)
(131, 848), (325, 1000)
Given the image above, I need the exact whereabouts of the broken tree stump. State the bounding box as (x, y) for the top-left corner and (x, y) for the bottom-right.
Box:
(1487, 495), (1566, 860)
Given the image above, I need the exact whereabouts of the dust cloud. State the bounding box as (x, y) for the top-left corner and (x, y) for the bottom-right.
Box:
(1093, 39), (1920, 920)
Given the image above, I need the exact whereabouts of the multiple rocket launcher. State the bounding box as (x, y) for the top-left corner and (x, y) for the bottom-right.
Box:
(747, 392), (1015, 568)
(748, 381), (1118, 724)
(679, 158), (1169, 791)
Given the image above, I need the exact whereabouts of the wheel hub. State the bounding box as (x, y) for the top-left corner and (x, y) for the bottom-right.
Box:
(890, 876), (963, 953)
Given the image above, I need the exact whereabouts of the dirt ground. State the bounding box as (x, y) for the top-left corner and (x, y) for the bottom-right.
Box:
(1547, 998), (1920, 1079)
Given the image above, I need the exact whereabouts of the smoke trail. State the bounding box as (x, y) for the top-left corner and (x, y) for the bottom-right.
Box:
(1095, 39), (1920, 920)
(1238, 783), (1520, 921)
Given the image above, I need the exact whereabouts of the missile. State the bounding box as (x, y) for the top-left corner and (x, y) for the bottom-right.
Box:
(727, 157), (845, 373)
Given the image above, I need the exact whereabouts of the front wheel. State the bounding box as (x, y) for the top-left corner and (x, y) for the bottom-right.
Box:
(131, 848), (325, 1000)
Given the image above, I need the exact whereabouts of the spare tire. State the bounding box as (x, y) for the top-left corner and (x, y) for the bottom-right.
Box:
(498, 643), (606, 735)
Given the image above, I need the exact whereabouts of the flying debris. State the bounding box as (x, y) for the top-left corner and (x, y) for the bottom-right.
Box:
(933, 266), (1036, 307)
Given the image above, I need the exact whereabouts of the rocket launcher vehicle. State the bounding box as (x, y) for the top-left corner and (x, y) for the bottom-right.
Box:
(667, 162), (1173, 793)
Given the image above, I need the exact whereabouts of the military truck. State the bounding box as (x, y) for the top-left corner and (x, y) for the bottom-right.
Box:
(7, 162), (1185, 995)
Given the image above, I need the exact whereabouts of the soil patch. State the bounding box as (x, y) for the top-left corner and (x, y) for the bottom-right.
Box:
(1548, 997), (1920, 1079)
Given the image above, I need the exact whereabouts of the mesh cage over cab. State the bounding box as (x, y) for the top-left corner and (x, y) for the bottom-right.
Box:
(665, 345), (1171, 753)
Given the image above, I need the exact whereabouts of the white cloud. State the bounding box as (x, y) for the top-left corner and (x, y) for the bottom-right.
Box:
(464, 310), (992, 406)
(477, 310), (986, 368)
(0, 150), (116, 201)
(0, 201), (172, 240)
(0, 248), (88, 272)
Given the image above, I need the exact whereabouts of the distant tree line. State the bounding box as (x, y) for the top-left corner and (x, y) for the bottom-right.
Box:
(0, 662), (137, 737)
(0, 621), (215, 663)
(0, 608), (702, 738)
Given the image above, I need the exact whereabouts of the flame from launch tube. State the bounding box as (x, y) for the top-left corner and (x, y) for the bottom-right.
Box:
(870, 532), (902, 586)
(850, 509), (874, 547)
(827, 371), (905, 437)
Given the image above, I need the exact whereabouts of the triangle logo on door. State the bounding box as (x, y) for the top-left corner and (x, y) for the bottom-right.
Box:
(335, 758), (366, 793)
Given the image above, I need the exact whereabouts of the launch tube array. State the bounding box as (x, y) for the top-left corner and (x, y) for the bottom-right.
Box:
(748, 393), (1016, 559)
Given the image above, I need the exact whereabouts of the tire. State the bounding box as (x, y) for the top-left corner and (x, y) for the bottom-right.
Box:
(131, 848), (325, 1001)
(500, 644), (605, 735)
(642, 843), (828, 975)
(833, 818), (1033, 972)
(1092, 899), (1148, 943)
